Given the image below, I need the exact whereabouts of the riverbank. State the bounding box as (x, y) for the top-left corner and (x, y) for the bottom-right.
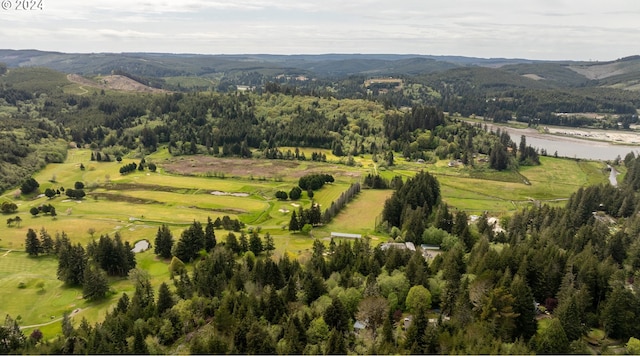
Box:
(471, 121), (640, 161)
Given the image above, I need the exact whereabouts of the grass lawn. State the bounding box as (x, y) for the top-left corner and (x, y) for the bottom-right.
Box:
(0, 251), (83, 331)
(321, 189), (393, 236)
(0, 248), (173, 341)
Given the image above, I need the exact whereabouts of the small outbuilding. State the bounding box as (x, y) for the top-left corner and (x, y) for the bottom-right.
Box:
(331, 232), (362, 239)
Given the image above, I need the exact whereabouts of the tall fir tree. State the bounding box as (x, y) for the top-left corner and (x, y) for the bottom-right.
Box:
(154, 224), (174, 259)
(204, 216), (217, 252)
(289, 210), (300, 231)
(82, 264), (109, 300)
(25, 228), (41, 256)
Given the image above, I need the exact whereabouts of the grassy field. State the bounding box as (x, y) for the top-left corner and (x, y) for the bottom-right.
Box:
(320, 189), (394, 236)
(0, 249), (171, 336)
(0, 147), (611, 338)
(0, 149), (610, 251)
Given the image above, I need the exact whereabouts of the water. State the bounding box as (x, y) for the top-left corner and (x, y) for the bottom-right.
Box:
(131, 239), (150, 253)
(481, 124), (640, 161)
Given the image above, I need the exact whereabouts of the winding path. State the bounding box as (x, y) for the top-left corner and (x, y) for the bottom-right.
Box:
(20, 308), (85, 330)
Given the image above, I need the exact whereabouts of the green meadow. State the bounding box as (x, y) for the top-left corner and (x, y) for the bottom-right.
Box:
(0, 147), (610, 335)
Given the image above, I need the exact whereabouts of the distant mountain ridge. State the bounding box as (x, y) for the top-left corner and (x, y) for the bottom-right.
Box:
(0, 49), (541, 77)
(1, 49), (640, 91)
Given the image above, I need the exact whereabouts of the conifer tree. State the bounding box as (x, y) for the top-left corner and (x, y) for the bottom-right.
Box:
(154, 224), (173, 259)
(156, 282), (174, 316)
(288, 210), (300, 231)
(82, 264), (109, 300)
(204, 216), (217, 251)
(25, 228), (41, 256)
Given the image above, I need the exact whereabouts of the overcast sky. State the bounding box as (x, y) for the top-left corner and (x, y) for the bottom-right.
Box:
(0, 0), (637, 61)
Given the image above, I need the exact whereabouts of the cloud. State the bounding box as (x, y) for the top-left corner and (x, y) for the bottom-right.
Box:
(0, 0), (637, 60)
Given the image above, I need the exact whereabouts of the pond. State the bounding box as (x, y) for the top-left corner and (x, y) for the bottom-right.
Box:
(131, 239), (150, 253)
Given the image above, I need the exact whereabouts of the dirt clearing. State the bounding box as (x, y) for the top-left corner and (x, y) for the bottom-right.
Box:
(162, 155), (362, 180)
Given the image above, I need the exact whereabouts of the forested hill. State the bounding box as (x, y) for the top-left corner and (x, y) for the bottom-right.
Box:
(0, 50), (533, 77)
(2, 49), (639, 84)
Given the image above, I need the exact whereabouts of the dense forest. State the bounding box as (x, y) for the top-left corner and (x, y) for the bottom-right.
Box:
(1, 61), (640, 354)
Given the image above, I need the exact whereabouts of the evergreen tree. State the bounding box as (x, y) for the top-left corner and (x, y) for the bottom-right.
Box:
(325, 328), (346, 355)
(249, 232), (263, 255)
(556, 294), (585, 341)
(89, 233), (136, 277)
(58, 243), (87, 286)
(289, 186), (302, 200)
(25, 228), (41, 256)
(534, 318), (569, 354)
(82, 264), (109, 300)
(129, 269), (155, 319)
(204, 216), (217, 251)
(173, 220), (205, 262)
(154, 224), (173, 259)
(489, 142), (509, 170)
(264, 233), (275, 257)
(225, 232), (241, 255)
(40, 228), (54, 255)
(131, 327), (148, 355)
(324, 297), (350, 333)
(288, 210), (300, 231)
(509, 274), (537, 340)
(0, 315), (25, 354)
(239, 232), (249, 253)
(156, 282), (174, 316)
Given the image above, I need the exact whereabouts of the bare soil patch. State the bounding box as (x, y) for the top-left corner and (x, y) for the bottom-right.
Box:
(67, 74), (167, 93)
(162, 156), (362, 180)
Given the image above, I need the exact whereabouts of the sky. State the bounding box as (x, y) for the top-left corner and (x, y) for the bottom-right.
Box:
(0, 0), (638, 61)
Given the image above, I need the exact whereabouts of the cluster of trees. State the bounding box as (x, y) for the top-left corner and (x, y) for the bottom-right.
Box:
(223, 230), (275, 257)
(119, 162), (138, 174)
(275, 190), (289, 200)
(0, 315), (25, 354)
(6, 215), (22, 227)
(25, 228), (54, 256)
(212, 215), (244, 231)
(65, 188), (86, 200)
(288, 204), (323, 232)
(1, 201), (18, 213)
(383, 105), (445, 143)
(24, 228), (136, 301)
(118, 159), (157, 174)
(298, 173), (334, 191)
(382, 171), (441, 241)
(44, 187), (62, 199)
(86, 234), (137, 277)
(517, 135), (540, 166)
(21, 177), (39, 195)
(155, 215), (249, 262)
(90, 151), (113, 162)
(363, 174), (402, 190)
(172, 219), (218, 263)
(261, 146), (327, 162)
(29, 203), (56, 217)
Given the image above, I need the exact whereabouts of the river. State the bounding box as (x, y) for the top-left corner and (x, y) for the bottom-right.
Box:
(479, 123), (640, 161)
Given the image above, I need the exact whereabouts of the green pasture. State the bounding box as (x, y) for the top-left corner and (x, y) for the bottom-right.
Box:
(0, 251), (83, 331)
(163, 76), (215, 89)
(320, 189), (393, 236)
(114, 190), (268, 211)
(0, 248), (173, 340)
